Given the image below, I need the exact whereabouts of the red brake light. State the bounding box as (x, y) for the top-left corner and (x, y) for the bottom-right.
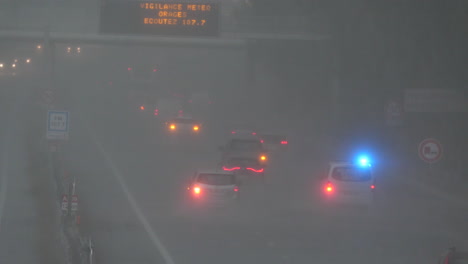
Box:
(193, 186), (201, 194)
(325, 182), (333, 193)
(140, 106), (145, 110)
(223, 166), (240, 171)
(246, 167), (264, 173)
(281, 141), (288, 145)
(234, 186), (239, 192)
(370, 185), (375, 189)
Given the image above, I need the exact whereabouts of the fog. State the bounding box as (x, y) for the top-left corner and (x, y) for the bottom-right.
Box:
(0, 1), (467, 264)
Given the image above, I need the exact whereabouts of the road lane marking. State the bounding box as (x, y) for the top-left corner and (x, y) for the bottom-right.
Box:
(78, 113), (176, 264)
(0, 140), (9, 234)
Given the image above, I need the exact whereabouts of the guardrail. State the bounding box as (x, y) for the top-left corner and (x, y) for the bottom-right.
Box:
(46, 128), (92, 264)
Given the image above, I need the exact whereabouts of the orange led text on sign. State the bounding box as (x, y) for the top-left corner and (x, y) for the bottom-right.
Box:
(143, 18), (207, 26)
(140, 3), (183, 10)
(140, 3), (212, 12)
(158, 11), (188, 18)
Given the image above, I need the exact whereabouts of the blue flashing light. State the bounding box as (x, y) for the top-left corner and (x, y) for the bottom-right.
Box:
(357, 156), (371, 167)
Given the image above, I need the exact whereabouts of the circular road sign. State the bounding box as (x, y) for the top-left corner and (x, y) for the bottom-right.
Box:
(418, 138), (443, 163)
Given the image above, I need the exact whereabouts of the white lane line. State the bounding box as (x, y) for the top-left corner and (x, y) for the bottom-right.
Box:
(0, 93), (17, 234)
(79, 114), (176, 264)
(0, 141), (9, 234)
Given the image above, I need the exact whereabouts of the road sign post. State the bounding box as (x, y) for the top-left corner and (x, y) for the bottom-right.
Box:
(47, 110), (70, 140)
(70, 195), (78, 215)
(61, 194), (69, 215)
(418, 138), (443, 164)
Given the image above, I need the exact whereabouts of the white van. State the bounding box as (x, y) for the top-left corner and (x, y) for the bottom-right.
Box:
(322, 161), (375, 206)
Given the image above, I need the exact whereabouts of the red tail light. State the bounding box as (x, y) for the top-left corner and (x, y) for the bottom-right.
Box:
(193, 186), (201, 194)
(246, 167), (264, 173)
(234, 186), (239, 192)
(127, 67), (132, 71)
(260, 140), (264, 143)
(231, 131), (236, 134)
(252, 132), (257, 135)
(153, 69), (158, 72)
(140, 106), (145, 110)
(223, 166), (240, 171)
(154, 109), (159, 115)
(281, 140), (288, 145)
(325, 182), (333, 193)
(370, 185), (375, 189)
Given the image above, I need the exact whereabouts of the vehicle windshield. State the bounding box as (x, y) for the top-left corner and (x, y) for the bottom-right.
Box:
(228, 139), (262, 151)
(226, 158), (260, 167)
(170, 118), (196, 124)
(134, 70), (151, 80)
(196, 174), (236, 186)
(331, 166), (372, 182)
(260, 135), (286, 143)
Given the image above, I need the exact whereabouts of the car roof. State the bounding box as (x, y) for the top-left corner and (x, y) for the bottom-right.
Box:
(228, 136), (260, 141)
(196, 169), (234, 175)
(173, 115), (193, 119)
(226, 156), (258, 160)
(329, 161), (354, 167)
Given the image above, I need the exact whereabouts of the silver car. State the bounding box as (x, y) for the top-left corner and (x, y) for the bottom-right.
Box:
(186, 170), (240, 207)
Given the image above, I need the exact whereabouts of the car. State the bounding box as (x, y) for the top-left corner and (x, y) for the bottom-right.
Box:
(230, 129), (258, 137)
(65, 45), (81, 55)
(259, 134), (288, 152)
(0, 59), (19, 77)
(438, 247), (468, 264)
(127, 64), (158, 84)
(220, 157), (265, 182)
(165, 116), (201, 134)
(219, 137), (268, 164)
(136, 98), (158, 115)
(321, 157), (375, 206)
(186, 170), (240, 207)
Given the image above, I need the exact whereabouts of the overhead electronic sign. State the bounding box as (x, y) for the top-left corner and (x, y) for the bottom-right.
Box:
(99, 1), (220, 37)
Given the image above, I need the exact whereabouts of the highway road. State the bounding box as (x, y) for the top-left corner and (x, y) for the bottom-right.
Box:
(58, 58), (467, 264)
(0, 77), (64, 263)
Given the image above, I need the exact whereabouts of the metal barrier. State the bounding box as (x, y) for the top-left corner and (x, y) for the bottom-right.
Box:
(80, 236), (95, 264)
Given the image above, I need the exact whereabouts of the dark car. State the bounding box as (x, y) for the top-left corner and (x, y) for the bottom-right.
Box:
(219, 138), (268, 164)
(220, 157), (265, 181)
